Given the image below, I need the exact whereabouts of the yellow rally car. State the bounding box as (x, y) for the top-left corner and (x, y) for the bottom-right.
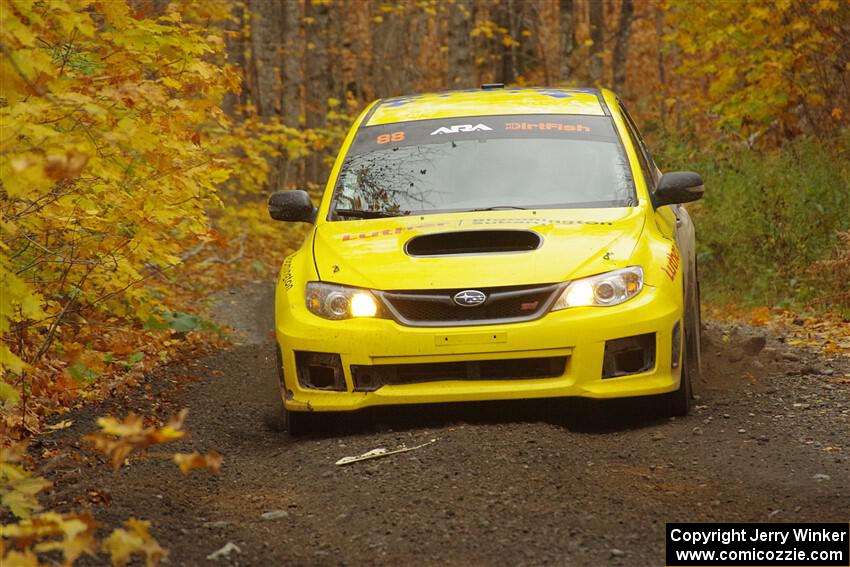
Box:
(268, 86), (704, 435)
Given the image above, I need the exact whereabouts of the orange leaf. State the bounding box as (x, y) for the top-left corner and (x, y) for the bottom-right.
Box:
(173, 450), (223, 475)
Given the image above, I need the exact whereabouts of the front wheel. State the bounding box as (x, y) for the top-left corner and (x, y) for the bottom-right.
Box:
(649, 321), (694, 418)
(667, 338), (693, 417)
(283, 407), (313, 437)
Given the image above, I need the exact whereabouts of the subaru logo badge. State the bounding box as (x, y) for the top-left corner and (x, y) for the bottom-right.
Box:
(453, 290), (487, 307)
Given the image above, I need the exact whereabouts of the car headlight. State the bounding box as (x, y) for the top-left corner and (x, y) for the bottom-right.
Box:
(305, 282), (380, 320)
(551, 267), (644, 310)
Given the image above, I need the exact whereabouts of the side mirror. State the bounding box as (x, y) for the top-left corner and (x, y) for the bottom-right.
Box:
(268, 190), (316, 223)
(654, 171), (704, 207)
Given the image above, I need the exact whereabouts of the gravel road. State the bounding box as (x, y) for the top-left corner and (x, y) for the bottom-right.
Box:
(37, 283), (849, 566)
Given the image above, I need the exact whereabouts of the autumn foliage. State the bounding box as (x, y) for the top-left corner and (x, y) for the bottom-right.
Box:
(1, 0), (237, 370)
(0, 0), (313, 435)
(1, 0), (849, 565)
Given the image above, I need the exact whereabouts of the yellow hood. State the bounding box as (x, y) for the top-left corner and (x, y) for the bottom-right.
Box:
(313, 208), (646, 290)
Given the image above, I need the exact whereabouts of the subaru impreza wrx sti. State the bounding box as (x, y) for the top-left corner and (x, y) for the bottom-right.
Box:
(267, 86), (704, 435)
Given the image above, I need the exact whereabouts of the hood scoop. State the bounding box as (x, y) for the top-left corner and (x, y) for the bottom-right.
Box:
(405, 230), (542, 257)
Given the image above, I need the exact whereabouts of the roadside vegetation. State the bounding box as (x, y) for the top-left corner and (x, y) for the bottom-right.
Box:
(1, 0), (848, 564)
(657, 0), (850, 314)
(658, 136), (849, 313)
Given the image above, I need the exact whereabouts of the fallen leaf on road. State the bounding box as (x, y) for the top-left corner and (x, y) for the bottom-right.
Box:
(207, 542), (241, 560)
(335, 439), (438, 466)
(44, 420), (74, 432)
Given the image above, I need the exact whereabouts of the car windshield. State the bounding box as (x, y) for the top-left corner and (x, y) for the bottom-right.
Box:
(329, 114), (635, 219)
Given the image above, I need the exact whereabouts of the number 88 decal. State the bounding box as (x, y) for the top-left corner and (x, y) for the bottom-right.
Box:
(376, 131), (405, 144)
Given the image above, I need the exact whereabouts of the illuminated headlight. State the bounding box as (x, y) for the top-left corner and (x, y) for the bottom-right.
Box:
(305, 282), (380, 320)
(551, 267), (644, 310)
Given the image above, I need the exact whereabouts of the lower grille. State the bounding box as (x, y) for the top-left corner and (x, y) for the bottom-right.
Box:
(376, 283), (562, 327)
(351, 356), (567, 391)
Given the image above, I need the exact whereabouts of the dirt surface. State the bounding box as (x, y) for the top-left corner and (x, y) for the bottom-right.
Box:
(35, 283), (849, 566)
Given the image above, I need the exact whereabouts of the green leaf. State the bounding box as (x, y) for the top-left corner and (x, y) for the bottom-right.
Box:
(161, 310), (202, 332)
(68, 363), (97, 384)
(126, 352), (144, 366)
(143, 315), (169, 331)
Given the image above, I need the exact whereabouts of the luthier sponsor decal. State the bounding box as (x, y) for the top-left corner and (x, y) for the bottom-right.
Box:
(662, 245), (680, 280)
(341, 222), (452, 241)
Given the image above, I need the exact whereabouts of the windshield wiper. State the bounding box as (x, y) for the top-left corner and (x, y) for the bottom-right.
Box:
(467, 206), (529, 211)
(334, 208), (408, 219)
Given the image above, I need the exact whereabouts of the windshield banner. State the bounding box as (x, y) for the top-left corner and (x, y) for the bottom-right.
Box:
(349, 114), (619, 156)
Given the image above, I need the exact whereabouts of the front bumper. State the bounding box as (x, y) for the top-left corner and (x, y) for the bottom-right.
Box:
(276, 285), (682, 412)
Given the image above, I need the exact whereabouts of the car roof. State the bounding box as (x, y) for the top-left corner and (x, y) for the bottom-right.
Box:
(364, 87), (609, 126)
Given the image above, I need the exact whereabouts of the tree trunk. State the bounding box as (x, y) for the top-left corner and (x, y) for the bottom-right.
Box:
(588, 0), (605, 84)
(304, 0), (331, 184)
(250, 0), (283, 120)
(401, 9), (424, 94)
(611, 0), (634, 93)
(279, 0), (301, 188)
(369, 1), (390, 96)
(655, 5), (667, 129)
(369, 2), (405, 97)
(345, 0), (370, 102)
(448, 0), (475, 88)
(281, 0), (301, 128)
(222, 3), (247, 117)
(495, 0), (527, 85)
(558, 0), (576, 82)
(331, 2), (347, 103)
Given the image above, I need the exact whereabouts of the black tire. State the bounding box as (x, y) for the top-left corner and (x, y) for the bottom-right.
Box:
(283, 407), (313, 437)
(269, 345), (313, 436)
(650, 313), (695, 418)
(264, 346), (289, 432)
(690, 261), (703, 383)
(665, 258), (701, 417)
(667, 335), (693, 417)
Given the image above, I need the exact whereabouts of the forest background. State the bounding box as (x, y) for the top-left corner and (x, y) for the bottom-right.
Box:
(1, 0), (849, 453)
(1, 0), (849, 563)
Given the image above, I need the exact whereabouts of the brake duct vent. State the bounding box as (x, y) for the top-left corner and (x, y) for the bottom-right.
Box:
(405, 230), (542, 256)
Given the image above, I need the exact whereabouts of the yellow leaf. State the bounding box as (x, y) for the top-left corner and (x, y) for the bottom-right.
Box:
(86, 410), (188, 471)
(103, 519), (167, 567)
(1, 476), (52, 518)
(0, 548), (40, 567)
(173, 450), (223, 475)
(96, 414), (145, 437)
(94, 0), (131, 27)
(814, 0), (839, 11)
(2, 155), (50, 198)
(0, 379), (21, 404)
(33, 512), (98, 565)
(0, 346), (26, 376)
